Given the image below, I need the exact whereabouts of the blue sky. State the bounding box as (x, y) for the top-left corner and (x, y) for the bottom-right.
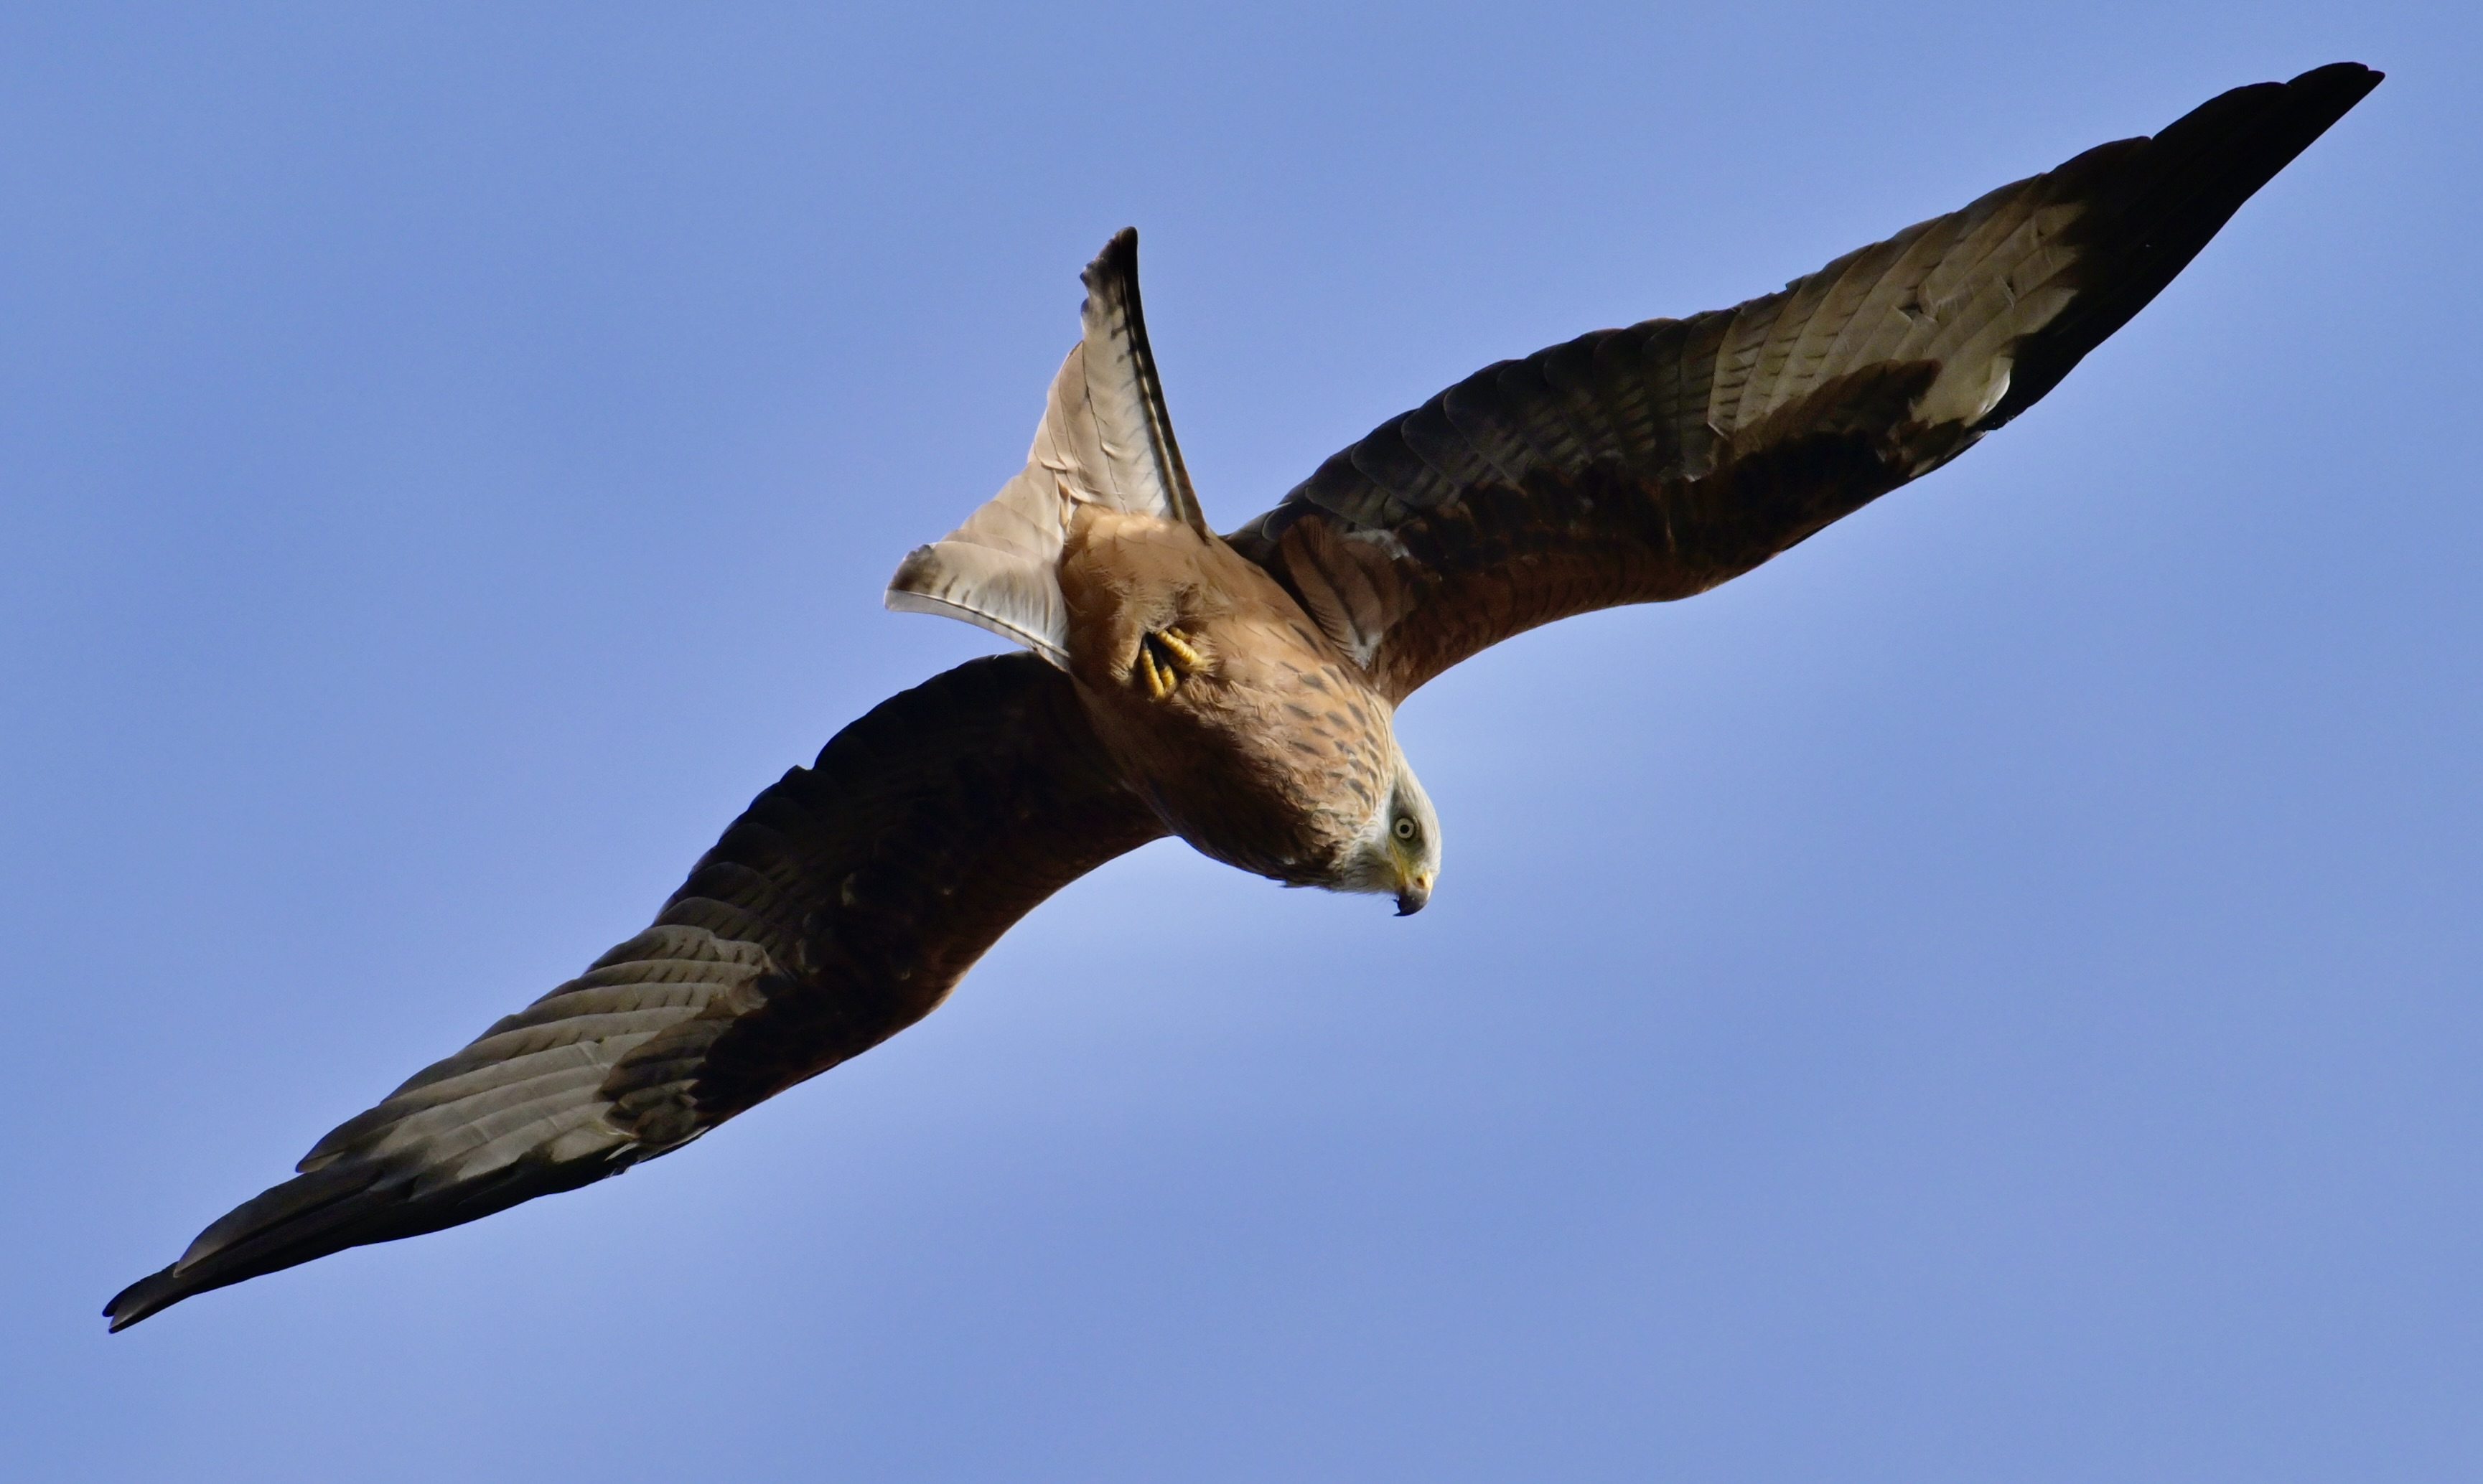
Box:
(4, 4), (2474, 1480)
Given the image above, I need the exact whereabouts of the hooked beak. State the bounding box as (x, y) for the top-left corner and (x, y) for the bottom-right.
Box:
(1395, 873), (1433, 916)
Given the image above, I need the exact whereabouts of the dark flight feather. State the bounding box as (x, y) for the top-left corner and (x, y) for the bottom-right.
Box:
(106, 654), (1161, 1330)
(1228, 63), (2382, 702)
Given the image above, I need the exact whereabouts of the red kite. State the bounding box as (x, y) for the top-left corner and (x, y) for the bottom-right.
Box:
(108, 63), (2380, 1330)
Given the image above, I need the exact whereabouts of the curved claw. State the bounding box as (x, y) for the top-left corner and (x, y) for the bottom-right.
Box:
(1134, 643), (1174, 700)
(1135, 628), (1207, 700)
(1154, 626), (1207, 674)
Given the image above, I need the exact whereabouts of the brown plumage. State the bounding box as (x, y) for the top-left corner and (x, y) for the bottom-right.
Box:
(106, 64), (2378, 1330)
(1060, 507), (1401, 884)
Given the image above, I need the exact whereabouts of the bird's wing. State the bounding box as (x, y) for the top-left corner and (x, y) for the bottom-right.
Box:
(107, 653), (1164, 1330)
(1225, 64), (2380, 703)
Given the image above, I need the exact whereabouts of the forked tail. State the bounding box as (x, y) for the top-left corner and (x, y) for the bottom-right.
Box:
(886, 227), (1205, 666)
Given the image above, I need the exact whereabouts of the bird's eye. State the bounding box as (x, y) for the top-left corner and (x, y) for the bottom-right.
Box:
(1393, 817), (1416, 841)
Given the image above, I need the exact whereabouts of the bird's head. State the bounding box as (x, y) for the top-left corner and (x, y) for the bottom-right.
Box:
(1332, 749), (1441, 915)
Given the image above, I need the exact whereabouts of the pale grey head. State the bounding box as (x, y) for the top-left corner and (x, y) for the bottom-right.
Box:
(1327, 746), (1441, 915)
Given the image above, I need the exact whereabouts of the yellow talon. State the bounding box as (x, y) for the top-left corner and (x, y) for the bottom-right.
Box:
(1136, 644), (1172, 700)
(1155, 626), (1207, 674)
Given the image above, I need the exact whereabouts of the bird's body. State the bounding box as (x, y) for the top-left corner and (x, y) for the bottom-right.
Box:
(106, 63), (2380, 1331)
(1058, 507), (1411, 890)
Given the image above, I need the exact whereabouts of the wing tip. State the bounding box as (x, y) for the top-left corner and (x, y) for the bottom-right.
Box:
(103, 1142), (637, 1331)
(2293, 60), (2383, 97)
(1978, 59), (2383, 431)
(103, 1265), (185, 1332)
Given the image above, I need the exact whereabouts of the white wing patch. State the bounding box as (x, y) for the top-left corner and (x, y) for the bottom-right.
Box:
(1708, 196), (2087, 440)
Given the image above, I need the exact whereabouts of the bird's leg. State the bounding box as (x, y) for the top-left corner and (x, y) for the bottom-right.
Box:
(1134, 626), (1210, 700)
(1134, 639), (1174, 700)
(1154, 626), (1208, 675)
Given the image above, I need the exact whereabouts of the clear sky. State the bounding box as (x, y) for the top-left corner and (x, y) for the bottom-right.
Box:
(4, 4), (2474, 1480)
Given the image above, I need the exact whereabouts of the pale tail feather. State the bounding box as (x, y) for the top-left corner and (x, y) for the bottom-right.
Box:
(887, 228), (1200, 667)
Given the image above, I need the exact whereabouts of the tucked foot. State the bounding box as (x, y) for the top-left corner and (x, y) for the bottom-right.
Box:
(1154, 626), (1208, 674)
(1135, 640), (1173, 700)
(1134, 627), (1211, 700)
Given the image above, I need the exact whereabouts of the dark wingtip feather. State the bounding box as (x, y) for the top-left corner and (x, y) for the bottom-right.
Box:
(103, 1266), (184, 1332)
(103, 1153), (624, 1331)
(1983, 61), (2383, 428)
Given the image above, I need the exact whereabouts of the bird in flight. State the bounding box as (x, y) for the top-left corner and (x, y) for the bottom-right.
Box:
(107, 63), (2380, 1330)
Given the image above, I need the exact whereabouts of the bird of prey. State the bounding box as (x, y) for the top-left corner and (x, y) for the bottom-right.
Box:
(106, 63), (2380, 1330)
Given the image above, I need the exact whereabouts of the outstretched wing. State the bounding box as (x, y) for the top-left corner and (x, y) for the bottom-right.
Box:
(1225, 64), (2381, 703)
(107, 653), (1164, 1330)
